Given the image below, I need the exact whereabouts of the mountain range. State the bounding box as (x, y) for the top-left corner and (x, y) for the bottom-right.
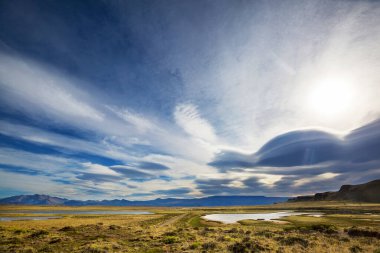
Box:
(288, 179), (380, 203)
(0, 195), (287, 207)
(2, 179), (379, 206)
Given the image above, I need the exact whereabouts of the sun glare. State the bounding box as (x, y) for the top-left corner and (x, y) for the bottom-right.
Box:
(308, 78), (354, 118)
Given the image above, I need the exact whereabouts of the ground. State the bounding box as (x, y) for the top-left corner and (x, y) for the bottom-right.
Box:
(0, 202), (379, 252)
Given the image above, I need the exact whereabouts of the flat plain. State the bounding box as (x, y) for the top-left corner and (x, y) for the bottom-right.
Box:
(0, 202), (379, 253)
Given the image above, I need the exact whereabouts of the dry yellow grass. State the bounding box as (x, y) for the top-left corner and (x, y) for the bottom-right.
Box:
(0, 202), (379, 252)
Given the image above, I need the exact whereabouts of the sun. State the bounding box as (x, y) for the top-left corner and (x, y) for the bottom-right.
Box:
(308, 78), (354, 118)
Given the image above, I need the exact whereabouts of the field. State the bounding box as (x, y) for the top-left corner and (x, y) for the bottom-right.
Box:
(0, 202), (379, 253)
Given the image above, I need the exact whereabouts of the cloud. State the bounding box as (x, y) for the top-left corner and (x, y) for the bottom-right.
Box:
(0, 53), (103, 122)
(77, 173), (122, 183)
(81, 162), (120, 176)
(210, 118), (380, 170)
(256, 130), (343, 167)
(293, 172), (340, 187)
(0, 170), (80, 198)
(195, 177), (268, 196)
(110, 165), (156, 180)
(174, 103), (217, 143)
(107, 106), (154, 133)
(135, 161), (170, 170)
(0, 147), (76, 174)
(153, 187), (192, 196)
(0, 164), (42, 176)
(203, 119), (380, 196)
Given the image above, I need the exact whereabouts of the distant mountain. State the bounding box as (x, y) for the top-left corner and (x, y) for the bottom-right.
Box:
(0, 194), (67, 205)
(0, 194), (287, 207)
(289, 179), (380, 203)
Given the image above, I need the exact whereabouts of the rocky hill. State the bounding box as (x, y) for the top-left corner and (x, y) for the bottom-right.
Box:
(289, 179), (380, 203)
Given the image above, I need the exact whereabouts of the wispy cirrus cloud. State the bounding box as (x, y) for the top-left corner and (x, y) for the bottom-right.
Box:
(174, 103), (217, 143)
(0, 53), (104, 122)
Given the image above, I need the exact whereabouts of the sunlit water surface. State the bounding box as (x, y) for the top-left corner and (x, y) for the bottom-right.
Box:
(203, 211), (323, 224)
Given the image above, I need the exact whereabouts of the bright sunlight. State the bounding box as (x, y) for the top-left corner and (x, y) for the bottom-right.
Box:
(308, 78), (355, 118)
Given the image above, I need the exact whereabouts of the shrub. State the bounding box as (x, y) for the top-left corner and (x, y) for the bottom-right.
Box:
(280, 236), (309, 248)
(255, 231), (274, 238)
(14, 229), (26, 234)
(108, 225), (121, 230)
(347, 227), (380, 238)
(202, 242), (216, 250)
(228, 240), (266, 253)
(29, 230), (49, 238)
(82, 247), (107, 253)
(217, 236), (226, 242)
(59, 226), (75, 232)
(49, 237), (61, 244)
(225, 228), (238, 234)
(146, 249), (165, 253)
(309, 224), (338, 234)
(163, 231), (176, 236)
(162, 236), (178, 244)
(350, 245), (362, 253)
(285, 224), (338, 234)
(189, 242), (200, 249)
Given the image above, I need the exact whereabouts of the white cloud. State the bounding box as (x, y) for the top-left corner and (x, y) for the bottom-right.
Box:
(0, 171), (77, 198)
(0, 121), (128, 161)
(0, 54), (220, 169)
(81, 162), (120, 176)
(0, 53), (103, 121)
(107, 106), (155, 133)
(126, 178), (198, 200)
(293, 172), (340, 187)
(225, 180), (246, 188)
(256, 174), (283, 187)
(0, 147), (73, 173)
(174, 103), (217, 143)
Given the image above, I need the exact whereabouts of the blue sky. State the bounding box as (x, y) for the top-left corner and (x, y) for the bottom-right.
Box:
(0, 0), (379, 200)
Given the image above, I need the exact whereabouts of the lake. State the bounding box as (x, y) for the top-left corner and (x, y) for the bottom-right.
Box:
(0, 210), (153, 215)
(0, 216), (62, 221)
(202, 211), (323, 223)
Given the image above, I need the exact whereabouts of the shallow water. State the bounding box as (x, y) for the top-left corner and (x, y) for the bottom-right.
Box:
(202, 211), (322, 224)
(0, 210), (153, 215)
(0, 216), (61, 221)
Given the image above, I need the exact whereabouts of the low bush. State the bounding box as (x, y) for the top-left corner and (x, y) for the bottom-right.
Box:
(349, 245), (362, 253)
(49, 237), (61, 244)
(280, 236), (309, 248)
(162, 231), (176, 236)
(202, 242), (216, 250)
(225, 228), (238, 234)
(108, 224), (121, 230)
(347, 227), (380, 238)
(28, 230), (49, 238)
(59, 226), (75, 232)
(228, 240), (266, 253)
(308, 224), (338, 234)
(189, 242), (200, 249)
(285, 224), (338, 234)
(162, 236), (178, 244)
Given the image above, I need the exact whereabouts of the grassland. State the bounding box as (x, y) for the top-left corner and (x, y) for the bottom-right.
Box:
(0, 202), (379, 252)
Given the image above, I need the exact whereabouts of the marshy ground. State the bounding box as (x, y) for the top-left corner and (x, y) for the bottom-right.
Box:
(0, 202), (379, 252)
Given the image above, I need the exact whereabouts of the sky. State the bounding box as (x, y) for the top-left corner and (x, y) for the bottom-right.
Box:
(0, 0), (379, 200)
